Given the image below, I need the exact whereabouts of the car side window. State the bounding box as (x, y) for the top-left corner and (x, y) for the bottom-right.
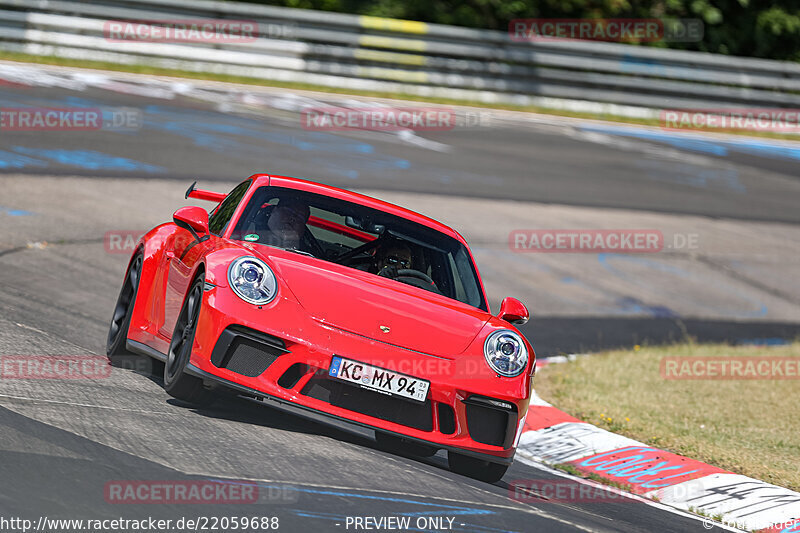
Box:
(208, 180), (251, 235)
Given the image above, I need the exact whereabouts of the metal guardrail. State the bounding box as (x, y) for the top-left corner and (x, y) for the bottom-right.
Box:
(1, 0), (799, 116)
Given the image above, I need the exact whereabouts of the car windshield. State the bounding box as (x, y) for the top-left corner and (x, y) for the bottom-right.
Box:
(229, 186), (487, 311)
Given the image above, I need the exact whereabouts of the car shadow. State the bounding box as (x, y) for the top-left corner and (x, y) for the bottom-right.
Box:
(167, 388), (466, 479)
(173, 390), (380, 448)
(109, 354), (421, 465)
(105, 315), (800, 492)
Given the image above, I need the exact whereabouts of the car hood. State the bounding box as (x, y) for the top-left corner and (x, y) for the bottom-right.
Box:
(253, 246), (491, 358)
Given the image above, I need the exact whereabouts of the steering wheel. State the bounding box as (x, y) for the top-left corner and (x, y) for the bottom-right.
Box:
(395, 269), (435, 285)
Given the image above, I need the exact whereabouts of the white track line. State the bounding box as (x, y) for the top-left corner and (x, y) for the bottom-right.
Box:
(0, 393), (170, 415)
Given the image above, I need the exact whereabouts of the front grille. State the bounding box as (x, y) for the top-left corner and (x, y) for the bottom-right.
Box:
(224, 337), (279, 377)
(211, 326), (288, 377)
(301, 377), (433, 431)
(464, 396), (517, 447)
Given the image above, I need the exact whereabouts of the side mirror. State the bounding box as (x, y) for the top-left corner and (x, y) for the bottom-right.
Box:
(498, 297), (529, 325)
(173, 206), (209, 241)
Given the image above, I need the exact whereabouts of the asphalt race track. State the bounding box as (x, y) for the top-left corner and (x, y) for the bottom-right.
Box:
(1, 62), (798, 353)
(0, 177), (716, 532)
(1, 63), (799, 223)
(0, 205), (713, 532)
(1, 62), (798, 532)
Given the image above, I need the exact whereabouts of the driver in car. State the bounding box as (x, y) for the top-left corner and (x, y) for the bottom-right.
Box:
(373, 240), (440, 294)
(259, 198), (311, 250)
(375, 241), (413, 279)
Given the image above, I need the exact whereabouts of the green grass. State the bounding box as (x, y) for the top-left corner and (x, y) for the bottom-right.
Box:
(535, 342), (800, 492)
(2, 51), (799, 141)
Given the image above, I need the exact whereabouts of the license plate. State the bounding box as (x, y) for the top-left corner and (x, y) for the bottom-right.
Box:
(328, 356), (430, 403)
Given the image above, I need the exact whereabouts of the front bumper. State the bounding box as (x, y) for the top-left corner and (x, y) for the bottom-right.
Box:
(186, 286), (532, 464)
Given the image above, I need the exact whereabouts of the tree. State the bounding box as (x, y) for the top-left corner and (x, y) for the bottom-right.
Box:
(234, 0), (800, 61)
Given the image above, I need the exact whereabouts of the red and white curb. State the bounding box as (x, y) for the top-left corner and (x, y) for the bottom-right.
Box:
(516, 388), (800, 532)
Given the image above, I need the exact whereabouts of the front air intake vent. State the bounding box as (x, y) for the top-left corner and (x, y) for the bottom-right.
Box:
(211, 326), (288, 377)
(463, 396), (518, 448)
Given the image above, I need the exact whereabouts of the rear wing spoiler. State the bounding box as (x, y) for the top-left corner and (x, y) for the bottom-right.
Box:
(185, 181), (227, 203)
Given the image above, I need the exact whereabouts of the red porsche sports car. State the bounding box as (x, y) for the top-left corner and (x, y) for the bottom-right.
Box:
(107, 174), (535, 482)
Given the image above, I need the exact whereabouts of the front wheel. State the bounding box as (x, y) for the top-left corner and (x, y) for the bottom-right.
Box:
(447, 451), (509, 483)
(164, 276), (215, 406)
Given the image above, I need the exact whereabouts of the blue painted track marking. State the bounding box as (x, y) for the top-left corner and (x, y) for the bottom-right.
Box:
(282, 485), (493, 513)
(1, 208), (33, 216)
(613, 296), (679, 318)
(141, 105), (376, 154)
(598, 253), (768, 318)
(0, 89), (478, 184)
(474, 245), (683, 316)
(12, 148), (164, 173)
(727, 141), (800, 161)
(0, 150), (48, 170)
(139, 104), (419, 178)
(597, 253), (690, 279)
(207, 479), (518, 532)
(578, 124), (800, 161)
(633, 159), (744, 193)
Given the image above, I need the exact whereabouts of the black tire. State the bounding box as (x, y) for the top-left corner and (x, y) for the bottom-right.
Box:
(107, 253), (143, 357)
(164, 276), (215, 406)
(447, 451), (509, 483)
(375, 432), (437, 458)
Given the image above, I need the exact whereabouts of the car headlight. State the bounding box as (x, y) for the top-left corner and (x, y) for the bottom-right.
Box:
(228, 256), (277, 305)
(484, 330), (528, 377)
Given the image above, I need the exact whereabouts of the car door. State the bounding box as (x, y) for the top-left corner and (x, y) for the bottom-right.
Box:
(160, 180), (252, 339)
